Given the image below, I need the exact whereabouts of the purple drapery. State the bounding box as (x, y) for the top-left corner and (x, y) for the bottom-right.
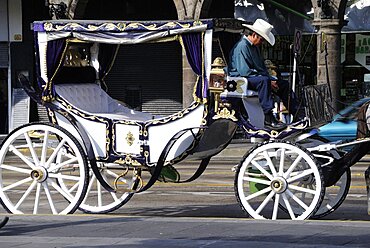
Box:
(43, 39), (67, 100)
(98, 44), (119, 90)
(181, 33), (207, 103)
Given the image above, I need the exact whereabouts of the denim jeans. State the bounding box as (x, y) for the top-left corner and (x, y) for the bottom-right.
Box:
(247, 75), (299, 115)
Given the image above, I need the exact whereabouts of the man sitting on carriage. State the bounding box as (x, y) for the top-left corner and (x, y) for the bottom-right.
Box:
(227, 19), (305, 131)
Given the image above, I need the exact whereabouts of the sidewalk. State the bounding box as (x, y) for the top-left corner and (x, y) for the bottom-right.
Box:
(1, 215), (370, 248)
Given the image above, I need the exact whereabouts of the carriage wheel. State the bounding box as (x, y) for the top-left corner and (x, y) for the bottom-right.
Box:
(298, 137), (350, 218)
(313, 168), (350, 218)
(234, 140), (325, 220)
(57, 162), (139, 214)
(0, 123), (88, 214)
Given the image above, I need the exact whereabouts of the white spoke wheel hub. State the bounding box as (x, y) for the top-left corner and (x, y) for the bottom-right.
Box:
(271, 177), (288, 194)
(234, 140), (325, 220)
(30, 167), (48, 183)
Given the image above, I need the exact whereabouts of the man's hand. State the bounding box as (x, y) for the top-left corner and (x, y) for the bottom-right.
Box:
(271, 80), (279, 91)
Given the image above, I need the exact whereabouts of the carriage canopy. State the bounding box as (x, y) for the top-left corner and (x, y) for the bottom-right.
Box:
(32, 19), (222, 104)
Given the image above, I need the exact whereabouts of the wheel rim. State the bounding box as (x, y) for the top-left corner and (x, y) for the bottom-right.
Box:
(236, 141), (324, 220)
(0, 124), (88, 214)
(313, 169), (350, 218)
(58, 162), (137, 214)
(298, 137), (349, 218)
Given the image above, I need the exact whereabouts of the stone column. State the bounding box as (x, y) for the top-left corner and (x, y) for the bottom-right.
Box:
(181, 0), (200, 107)
(313, 19), (345, 112)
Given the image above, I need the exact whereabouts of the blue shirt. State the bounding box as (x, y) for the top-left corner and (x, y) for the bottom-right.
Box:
(228, 35), (270, 78)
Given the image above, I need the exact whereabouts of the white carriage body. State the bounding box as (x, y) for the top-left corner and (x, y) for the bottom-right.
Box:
(53, 83), (205, 162)
(35, 21), (214, 165)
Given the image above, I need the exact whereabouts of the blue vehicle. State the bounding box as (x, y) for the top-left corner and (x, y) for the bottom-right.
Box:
(318, 97), (370, 142)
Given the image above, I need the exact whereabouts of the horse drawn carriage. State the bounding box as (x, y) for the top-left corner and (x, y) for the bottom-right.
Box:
(0, 18), (369, 221)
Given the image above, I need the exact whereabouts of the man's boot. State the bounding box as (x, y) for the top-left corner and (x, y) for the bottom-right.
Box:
(264, 111), (287, 131)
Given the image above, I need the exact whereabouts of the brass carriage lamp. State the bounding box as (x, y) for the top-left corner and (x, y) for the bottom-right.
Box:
(210, 57), (226, 88)
(209, 57), (226, 112)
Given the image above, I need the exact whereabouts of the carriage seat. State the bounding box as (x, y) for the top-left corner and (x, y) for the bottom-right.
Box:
(221, 76), (264, 128)
(55, 83), (153, 122)
(220, 76), (258, 99)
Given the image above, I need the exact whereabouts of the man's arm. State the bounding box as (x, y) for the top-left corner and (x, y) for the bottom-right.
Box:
(228, 42), (257, 77)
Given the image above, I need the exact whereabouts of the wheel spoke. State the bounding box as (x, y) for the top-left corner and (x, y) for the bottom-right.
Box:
(288, 184), (316, 195)
(325, 193), (335, 202)
(1, 177), (33, 191)
(287, 168), (314, 183)
(250, 160), (273, 180)
(278, 148), (285, 176)
(49, 180), (73, 202)
(111, 192), (120, 202)
(97, 178), (102, 207)
(49, 173), (81, 181)
(66, 179), (80, 194)
(323, 202), (334, 210)
(286, 189), (310, 210)
(243, 176), (270, 185)
(8, 145), (36, 170)
(24, 132), (40, 167)
(33, 183), (41, 214)
(282, 193), (296, 220)
(245, 186), (272, 201)
(45, 139), (67, 168)
(262, 151), (277, 176)
(40, 131), (49, 166)
(15, 181), (37, 210)
(283, 154), (303, 178)
(0, 164), (32, 174)
(272, 193), (281, 220)
(256, 190), (275, 214)
(49, 157), (78, 172)
(43, 182), (57, 214)
(101, 172), (119, 202)
(82, 174), (96, 205)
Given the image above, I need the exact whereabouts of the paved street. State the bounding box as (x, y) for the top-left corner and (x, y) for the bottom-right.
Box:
(1, 141), (370, 247)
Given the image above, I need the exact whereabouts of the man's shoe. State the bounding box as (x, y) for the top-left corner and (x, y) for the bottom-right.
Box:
(293, 113), (306, 122)
(293, 109), (306, 122)
(264, 112), (287, 131)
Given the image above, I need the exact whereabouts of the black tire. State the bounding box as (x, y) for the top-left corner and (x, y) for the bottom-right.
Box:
(297, 136), (351, 218)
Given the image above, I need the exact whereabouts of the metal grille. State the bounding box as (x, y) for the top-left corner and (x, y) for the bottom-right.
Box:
(304, 84), (334, 127)
(11, 88), (29, 130)
(0, 43), (8, 67)
(105, 41), (183, 116)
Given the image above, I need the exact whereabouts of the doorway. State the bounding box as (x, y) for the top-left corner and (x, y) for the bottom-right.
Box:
(0, 68), (8, 134)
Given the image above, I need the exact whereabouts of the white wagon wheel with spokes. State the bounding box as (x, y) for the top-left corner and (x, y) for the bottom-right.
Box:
(0, 123), (88, 214)
(57, 160), (141, 214)
(234, 140), (325, 220)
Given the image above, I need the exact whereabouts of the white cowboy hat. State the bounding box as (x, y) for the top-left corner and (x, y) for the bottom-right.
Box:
(243, 19), (275, 46)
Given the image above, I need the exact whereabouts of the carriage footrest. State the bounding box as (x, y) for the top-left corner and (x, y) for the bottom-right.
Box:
(366, 166), (370, 215)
